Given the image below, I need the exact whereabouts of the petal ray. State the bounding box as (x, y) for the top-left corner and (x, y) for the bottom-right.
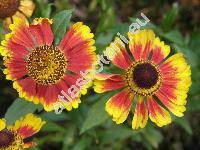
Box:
(104, 37), (132, 69)
(132, 97), (148, 129)
(106, 89), (134, 124)
(147, 97), (171, 127)
(94, 73), (126, 93)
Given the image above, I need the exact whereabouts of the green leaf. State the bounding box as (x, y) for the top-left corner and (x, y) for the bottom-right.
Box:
(174, 117), (192, 135)
(35, 134), (64, 145)
(142, 124), (163, 149)
(52, 10), (72, 45)
(80, 93), (115, 134)
(129, 18), (161, 34)
(99, 125), (141, 144)
(5, 98), (39, 125)
(41, 121), (66, 132)
(162, 30), (185, 46)
(95, 32), (114, 53)
(71, 137), (92, 150)
(34, 0), (52, 18)
(161, 3), (178, 31)
(29, 147), (40, 150)
(187, 99), (200, 112)
(95, 6), (116, 35)
(172, 44), (199, 68)
(41, 112), (69, 122)
(0, 20), (3, 41)
(41, 3), (52, 18)
(62, 126), (76, 150)
(189, 28), (200, 56)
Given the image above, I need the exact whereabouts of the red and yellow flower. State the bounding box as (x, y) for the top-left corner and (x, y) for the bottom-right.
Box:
(94, 30), (191, 129)
(0, 18), (96, 111)
(0, 113), (45, 149)
(0, 0), (35, 27)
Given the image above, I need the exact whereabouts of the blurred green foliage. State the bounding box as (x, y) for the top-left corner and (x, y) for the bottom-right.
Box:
(0, 0), (200, 149)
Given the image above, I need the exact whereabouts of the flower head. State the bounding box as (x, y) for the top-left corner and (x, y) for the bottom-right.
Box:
(94, 30), (191, 129)
(0, 0), (35, 27)
(0, 113), (45, 149)
(0, 18), (96, 111)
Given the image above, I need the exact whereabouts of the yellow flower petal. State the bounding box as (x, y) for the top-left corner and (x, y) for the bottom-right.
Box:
(0, 118), (6, 131)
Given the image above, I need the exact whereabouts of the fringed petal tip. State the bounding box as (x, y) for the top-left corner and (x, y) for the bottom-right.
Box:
(63, 98), (81, 111)
(153, 37), (170, 58)
(13, 81), (40, 105)
(80, 80), (93, 95)
(72, 22), (94, 40)
(3, 69), (12, 80)
(14, 113), (45, 139)
(0, 18), (29, 59)
(147, 97), (171, 127)
(9, 17), (28, 32)
(0, 34), (13, 58)
(33, 18), (53, 25)
(52, 98), (81, 113)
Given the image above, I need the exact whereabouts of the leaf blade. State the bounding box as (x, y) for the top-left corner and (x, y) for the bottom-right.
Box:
(52, 10), (72, 45)
(5, 98), (39, 125)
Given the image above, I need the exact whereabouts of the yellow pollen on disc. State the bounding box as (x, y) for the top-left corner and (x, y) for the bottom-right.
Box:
(27, 45), (67, 85)
(0, 0), (20, 18)
(124, 60), (162, 97)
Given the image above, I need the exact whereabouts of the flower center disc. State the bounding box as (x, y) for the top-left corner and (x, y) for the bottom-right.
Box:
(125, 61), (161, 96)
(27, 45), (67, 85)
(0, 129), (23, 149)
(0, 0), (20, 18)
(133, 63), (158, 89)
(0, 129), (14, 148)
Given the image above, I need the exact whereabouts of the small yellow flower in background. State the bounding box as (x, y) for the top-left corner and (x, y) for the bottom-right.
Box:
(0, 113), (45, 149)
(94, 29), (192, 129)
(0, 0), (35, 27)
